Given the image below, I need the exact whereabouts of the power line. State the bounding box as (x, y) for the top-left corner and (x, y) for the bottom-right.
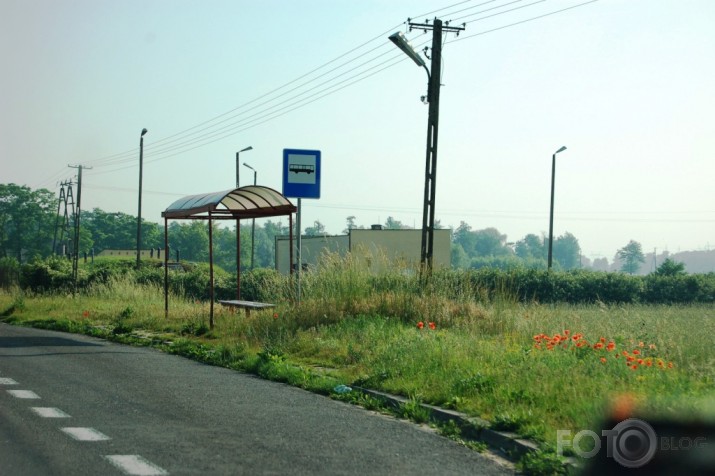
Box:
(447, 0), (600, 43)
(40, 0), (598, 185)
(85, 1), (547, 171)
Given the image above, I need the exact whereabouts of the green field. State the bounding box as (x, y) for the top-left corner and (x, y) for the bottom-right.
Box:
(2, 256), (713, 473)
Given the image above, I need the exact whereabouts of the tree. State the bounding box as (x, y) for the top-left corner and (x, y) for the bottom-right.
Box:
(617, 240), (645, 274)
(0, 184), (56, 261)
(473, 227), (510, 257)
(343, 216), (359, 234)
(453, 222), (476, 255)
(654, 258), (686, 276)
(304, 220), (326, 236)
(515, 234), (545, 260)
(384, 216), (407, 230)
(553, 232), (581, 270)
(451, 243), (470, 268)
(168, 221), (209, 262)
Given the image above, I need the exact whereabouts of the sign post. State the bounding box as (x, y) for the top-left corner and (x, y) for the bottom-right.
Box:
(282, 149), (321, 303)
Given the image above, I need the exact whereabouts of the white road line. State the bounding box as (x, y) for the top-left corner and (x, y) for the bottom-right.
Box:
(31, 407), (71, 418)
(61, 427), (111, 441)
(7, 389), (40, 399)
(104, 455), (168, 475)
(0, 378), (19, 385)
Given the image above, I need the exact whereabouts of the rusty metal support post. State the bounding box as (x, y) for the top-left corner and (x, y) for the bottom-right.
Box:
(208, 211), (214, 329)
(236, 218), (241, 299)
(164, 217), (169, 318)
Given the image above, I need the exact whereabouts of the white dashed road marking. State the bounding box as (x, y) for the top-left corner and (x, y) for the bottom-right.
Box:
(61, 427), (111, 441)
(7, 389), (40, 399)
(31, 407), (71, 418)
(0, 377), (19, 385)
(105, 455), (169, 475)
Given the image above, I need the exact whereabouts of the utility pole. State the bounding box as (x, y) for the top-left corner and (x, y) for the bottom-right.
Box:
(401, 19), (464, 272)
(68, 164), (91, 294)
(53, 180), (69, 255)
(137, 128), (148, 269)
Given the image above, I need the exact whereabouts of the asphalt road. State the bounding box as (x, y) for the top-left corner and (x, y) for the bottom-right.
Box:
(0, 323), (512, 475)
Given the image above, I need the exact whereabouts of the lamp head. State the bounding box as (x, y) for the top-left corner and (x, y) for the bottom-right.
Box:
(555, 146), (567, 154)
(388, 32), (426, 67)
(240, 146), (253, 153)
(243, 162), (254, 170)
(141, 128), (148, 137)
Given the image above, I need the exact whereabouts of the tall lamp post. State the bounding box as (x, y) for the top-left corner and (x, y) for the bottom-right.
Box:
(136, 128), (148, 268)
(243, 162), (257, 270)
(389, 20), (463, 272)
(234, 146), (252, 299)
(548, 146), (567, 271)
(236, 146), (252, 188)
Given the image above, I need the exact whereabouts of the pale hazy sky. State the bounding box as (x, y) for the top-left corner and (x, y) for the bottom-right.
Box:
(2, 0), (713, 261)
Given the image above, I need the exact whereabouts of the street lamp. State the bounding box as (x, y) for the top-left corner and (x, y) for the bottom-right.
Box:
(236, 146), (252, 188)
(243, 162), (257, 269)
(547, 146), (567, 271)
(136, 128), (148, 268)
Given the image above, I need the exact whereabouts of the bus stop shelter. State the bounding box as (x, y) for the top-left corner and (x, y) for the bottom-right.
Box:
(161, 185), (297, 327)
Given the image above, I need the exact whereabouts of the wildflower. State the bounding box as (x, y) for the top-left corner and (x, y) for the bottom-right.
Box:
(626, 356), (636, 362)
(606, 342), (616, 351)
(273, 313), (279, 319)
(645, 360), (653, 367)
(639, 341), (644, 347)
(637, 359), (644, 365)
(417, 321), (424, 329)
(593, 342), (604, 350)
(632, 349), (641, 355)
(622, 350), (629, 357)
(599, 337), (606, 343)
(563, 329), (570, 336)
(668, 362), (674, 369)
(600, 357), (607, 364)
(428, 322), (436, 330)
(631, 365), (638, 370)
(82, 310), (90, 318)
(649, 344), (657, 350)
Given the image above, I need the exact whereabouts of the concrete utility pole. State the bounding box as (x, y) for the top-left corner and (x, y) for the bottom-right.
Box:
(68, 164), (91, 294)
(391, 19), (464, 273)
(137, 128), (148, 269)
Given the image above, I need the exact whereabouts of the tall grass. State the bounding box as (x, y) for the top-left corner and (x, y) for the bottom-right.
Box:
(1, 253), (713, 451)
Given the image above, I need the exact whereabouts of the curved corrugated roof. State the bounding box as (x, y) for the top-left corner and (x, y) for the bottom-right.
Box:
(162, 185), (296, 219)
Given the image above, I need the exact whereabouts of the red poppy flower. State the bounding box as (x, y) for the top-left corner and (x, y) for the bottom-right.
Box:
(417, 321), (424, 329)
(428, 322), (436, 330)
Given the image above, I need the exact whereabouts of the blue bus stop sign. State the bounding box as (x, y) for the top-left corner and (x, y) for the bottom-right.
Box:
(282, 149), (321, 199)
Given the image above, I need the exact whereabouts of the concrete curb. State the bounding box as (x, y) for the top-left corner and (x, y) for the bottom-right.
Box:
(353, 387), (540, 461)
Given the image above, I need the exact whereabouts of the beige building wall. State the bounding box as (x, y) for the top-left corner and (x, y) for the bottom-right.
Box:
(275, 229), (450, 274)
(275, 235), (350, 274)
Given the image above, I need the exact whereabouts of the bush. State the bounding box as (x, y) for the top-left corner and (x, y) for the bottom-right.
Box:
(240, 268), (287, 302)
(20, 256), (74, 292)
(0, 257), (20, 288)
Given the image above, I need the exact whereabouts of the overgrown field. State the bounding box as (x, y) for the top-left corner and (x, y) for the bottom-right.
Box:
(1, 254), (714, 471)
